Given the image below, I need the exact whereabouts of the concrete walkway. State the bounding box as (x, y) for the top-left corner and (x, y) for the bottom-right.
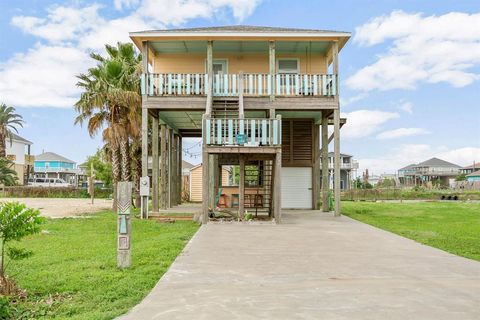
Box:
(118, 211), (480, 320)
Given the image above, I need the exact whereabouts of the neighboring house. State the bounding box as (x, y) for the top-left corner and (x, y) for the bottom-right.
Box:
(398, 164), (417, 186)
(466, 170), (480, 182)
(132, 25), (350, 220)
(5, 133), (33, 185)
(398, 157), (461, 187)
(34, 152), (82, 185)
(189, 164), (230, 202)
(323, 152), (358, 190)
(460, 163), (479, 175)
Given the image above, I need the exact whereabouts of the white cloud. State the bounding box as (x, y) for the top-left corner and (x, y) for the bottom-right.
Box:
(340, 110), (399, 139)
(2, 0), (262, 108)
(376, 127), (430, 139)
(398, 101), (413, 114)
(347, 11), (480, 91)
(340, 92), (368, 106)
(358, 145), (480, 175)
(0, 44), (91, 108)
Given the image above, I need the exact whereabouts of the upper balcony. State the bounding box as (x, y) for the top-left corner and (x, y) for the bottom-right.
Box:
(131, 26), (350, 110)
(141, 73), (337, 97)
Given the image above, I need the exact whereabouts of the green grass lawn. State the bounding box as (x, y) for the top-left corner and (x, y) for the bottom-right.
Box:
(7, 212), (199, 319)
(342, 201), (480, 261)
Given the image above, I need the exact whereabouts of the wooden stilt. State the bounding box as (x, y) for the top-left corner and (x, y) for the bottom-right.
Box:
(160, 124), (167, 209)
(140, 107), (148, 219)
(239, 155), (245, 219)
(313, 123), (320, 209)
(321, 113), (329, 212)
(202, 147), (209, 224)
(334, 108), (341, 216)
(152, 116), (159, 212)
(273, 148), (282, 223)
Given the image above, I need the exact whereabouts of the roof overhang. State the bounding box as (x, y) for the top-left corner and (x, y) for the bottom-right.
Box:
(129, 31), (351, 53)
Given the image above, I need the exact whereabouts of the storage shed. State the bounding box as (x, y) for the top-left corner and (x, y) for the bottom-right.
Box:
(189, 164), (230, 202)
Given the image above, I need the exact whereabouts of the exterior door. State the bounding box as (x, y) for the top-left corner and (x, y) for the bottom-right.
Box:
(281, 167), (312, 209)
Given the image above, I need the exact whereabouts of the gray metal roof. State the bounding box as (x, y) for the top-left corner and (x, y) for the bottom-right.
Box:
(415, 157), (461, 168)
(131, 25), (350, 35)
(398, 163), (417, 171)
(35, 152), (75, 164)
(10, 132), (32, 145)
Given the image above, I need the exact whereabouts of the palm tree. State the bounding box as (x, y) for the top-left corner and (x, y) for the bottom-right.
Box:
(0, 158), (18, 186)
(75, 43), (141, 206)
(0, 104), (24, 158)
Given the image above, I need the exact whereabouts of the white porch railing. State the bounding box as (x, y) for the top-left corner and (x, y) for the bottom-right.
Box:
(203, 116), (282, 146)
(141, 73), (208, 96)
(142, 73), (337, 97)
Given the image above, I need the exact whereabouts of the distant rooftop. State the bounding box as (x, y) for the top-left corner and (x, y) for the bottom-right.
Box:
(467, 170), (480, 177)
(328, 152), (352, 157)
(398, 163), (417, 171)
(9, 132), (32, 145)
(415, 157), (461, 168)
(182, 160), (195, 170)
(462, 162), (480, 169)
(35, 152), (75, 164)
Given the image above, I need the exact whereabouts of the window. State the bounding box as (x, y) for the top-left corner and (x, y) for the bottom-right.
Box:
(206, 59), (228, 75)
(277, 59), (299, 74)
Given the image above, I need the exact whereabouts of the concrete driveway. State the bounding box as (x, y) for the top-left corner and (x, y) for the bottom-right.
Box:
(118, 210), (480, 320)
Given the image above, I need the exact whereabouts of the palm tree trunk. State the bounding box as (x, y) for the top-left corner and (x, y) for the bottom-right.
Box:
(0, 132), (6, 158)
(120, 138), (131, 182)
(111, 144), (121, 210)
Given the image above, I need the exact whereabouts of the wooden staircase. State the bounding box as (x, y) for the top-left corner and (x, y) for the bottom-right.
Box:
(211, 97), (240, 119)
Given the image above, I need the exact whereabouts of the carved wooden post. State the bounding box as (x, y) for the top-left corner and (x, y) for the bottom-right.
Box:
(117, 181), (132, 268)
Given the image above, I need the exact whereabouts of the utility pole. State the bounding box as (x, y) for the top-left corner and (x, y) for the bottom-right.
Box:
(89, 162), (95, 205)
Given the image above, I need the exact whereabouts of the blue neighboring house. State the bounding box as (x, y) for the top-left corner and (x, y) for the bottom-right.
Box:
(34, 152), (82, 185)
(466, 170), (480, 182)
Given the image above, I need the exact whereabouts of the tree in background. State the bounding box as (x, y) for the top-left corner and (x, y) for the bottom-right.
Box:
(0, 158), (17, 186)
(0, 104), (24, 158)
(84, 149), (113, 188)
(75, 42), (142, 207)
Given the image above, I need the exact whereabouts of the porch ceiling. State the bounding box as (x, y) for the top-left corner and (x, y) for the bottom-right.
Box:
(150, 40), (331, 54)
(158, 110), (270, 133)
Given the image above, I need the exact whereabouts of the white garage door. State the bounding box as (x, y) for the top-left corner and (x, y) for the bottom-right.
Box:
(281, 167), (312, 209)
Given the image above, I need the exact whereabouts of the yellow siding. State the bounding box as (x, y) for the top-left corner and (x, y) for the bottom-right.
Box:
(153, 53), (327, 74)
(189, 165), (230, 202)
(190, 165), (203, 202)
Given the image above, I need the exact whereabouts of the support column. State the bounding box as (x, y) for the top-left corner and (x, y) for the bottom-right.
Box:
(140, 40), (149, 219)
(273, 148), (282, 223)
(334, 108), (341, 216)
(239, 155), (245, 220)
(178, 137), (182, 204)
(321, 112), (329, 212)
(313, 123), (320, 209)
(160, 124), (167, 209)
(206, 40), (213, 115)
(202, 148), (209, 224)
(269, 40), (276, 101)
(168, 128), (174, 208)
(140, 108), (149, 218)
(208, 154), (216, 210)
(152, 115), (159, 212)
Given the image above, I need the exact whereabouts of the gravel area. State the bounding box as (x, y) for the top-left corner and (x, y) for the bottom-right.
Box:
(0, 197), (113, 218)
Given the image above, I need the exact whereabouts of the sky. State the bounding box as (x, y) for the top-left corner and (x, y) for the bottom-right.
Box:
(0, 0), (479, 175)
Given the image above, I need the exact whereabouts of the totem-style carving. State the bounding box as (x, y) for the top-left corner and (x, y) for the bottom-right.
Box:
(117, 181), (132, 268)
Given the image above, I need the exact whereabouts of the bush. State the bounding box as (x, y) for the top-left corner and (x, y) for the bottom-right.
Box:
(1, 186), (112, 199)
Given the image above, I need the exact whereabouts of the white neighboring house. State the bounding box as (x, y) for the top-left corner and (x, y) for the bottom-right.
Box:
(5, 133), (33, 185)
